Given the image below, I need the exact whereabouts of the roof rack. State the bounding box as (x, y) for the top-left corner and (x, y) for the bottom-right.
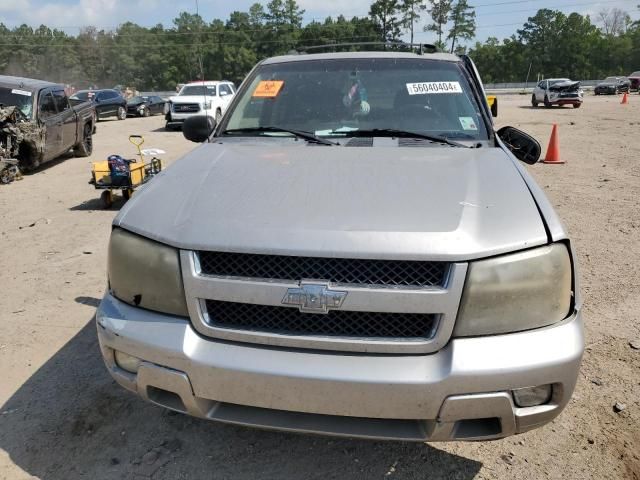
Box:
(296, 42), (438, 55)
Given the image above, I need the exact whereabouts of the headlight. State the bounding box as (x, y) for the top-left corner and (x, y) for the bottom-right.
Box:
(108, 228), (188, 317)
(203, 101), (212, 109)
(454, 243), (572, 337)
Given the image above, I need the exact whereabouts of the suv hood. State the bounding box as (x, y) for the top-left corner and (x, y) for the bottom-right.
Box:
(115, 144), (548, 261)
(169, 95), (211, 104)
(549, 81), (580, 92)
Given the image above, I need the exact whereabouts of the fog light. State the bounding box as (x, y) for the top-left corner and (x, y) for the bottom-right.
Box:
(114, 350), (142, 374)
(512, 385), (552, 407)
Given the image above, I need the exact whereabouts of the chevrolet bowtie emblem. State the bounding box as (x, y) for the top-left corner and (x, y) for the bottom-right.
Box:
(282, 282), (347, 313)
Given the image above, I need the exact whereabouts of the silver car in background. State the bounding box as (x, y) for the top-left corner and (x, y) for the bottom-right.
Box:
(96, 50), (583, 442)
(532, 78), (583, 108)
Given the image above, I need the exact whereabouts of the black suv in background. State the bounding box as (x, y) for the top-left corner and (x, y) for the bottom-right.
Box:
(70, 89), (127, 120)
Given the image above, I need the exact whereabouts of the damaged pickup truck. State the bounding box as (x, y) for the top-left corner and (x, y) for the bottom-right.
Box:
(0, 76), (95, 173)
(532, 78), (583, 108)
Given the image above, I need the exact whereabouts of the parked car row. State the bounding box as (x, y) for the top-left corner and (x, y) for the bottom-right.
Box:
(594, 76), (630, 95)
(66, 82), (239, 129)
(530, 71), (640, 109)
(69, 89), (170, 121)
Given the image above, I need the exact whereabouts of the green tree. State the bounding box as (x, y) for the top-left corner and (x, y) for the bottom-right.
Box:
(447, 0), (475, 53)
(399, 0), (425, 44)
(425, 0), (452, 49)
(369, 0), (402, 42)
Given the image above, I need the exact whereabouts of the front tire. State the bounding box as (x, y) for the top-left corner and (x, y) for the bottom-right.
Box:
(142, 107), (150, 117)
(73, 123), (93, 157)
(573, 103), (581, 109)
(544, 95), (552, 108)
(531, 94), (538, 107)
(117, 106), (126, 120)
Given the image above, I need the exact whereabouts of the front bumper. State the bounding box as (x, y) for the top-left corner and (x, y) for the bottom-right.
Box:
(166, 110), (215, 124)
(96, 294), (584, 442)
(549, 97), (583, 105)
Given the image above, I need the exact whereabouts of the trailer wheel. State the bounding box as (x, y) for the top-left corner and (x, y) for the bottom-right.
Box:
(100, 190), (113, 209)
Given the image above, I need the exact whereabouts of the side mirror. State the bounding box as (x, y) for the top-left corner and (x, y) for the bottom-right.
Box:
(182, 115), (215, 143)
(497, 126), (541, 165)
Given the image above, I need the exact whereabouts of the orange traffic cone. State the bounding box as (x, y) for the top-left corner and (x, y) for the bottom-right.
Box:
(543, 124), (564, 164)
(621, 92), (629, 104)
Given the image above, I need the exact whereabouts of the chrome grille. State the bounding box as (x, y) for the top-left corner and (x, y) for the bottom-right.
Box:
(172, 103), (200, 113)
(198, 252), (448, 287)
(204, 300), (438, 339)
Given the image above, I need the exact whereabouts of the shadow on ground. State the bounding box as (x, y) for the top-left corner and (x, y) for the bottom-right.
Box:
(69, 195), (127, 211)
(0, 321), (482, 480)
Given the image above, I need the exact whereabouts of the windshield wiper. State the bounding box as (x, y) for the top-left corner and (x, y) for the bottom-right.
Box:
(332, 128), (474, 148)
(222, 127), (339, 146)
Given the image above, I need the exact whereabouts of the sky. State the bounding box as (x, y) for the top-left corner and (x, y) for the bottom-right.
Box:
(0, 0), (639, 45)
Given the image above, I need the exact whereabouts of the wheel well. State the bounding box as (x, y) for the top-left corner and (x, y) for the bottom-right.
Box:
(17, 141), (41, 171)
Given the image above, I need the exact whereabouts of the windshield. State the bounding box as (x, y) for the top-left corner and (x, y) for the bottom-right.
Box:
(180, 85), (216, 96)
(0, 87), (34, 119)
(603, 77), (619, 82)
(549, 79), (570, 86)
(224, 58), (488, 140)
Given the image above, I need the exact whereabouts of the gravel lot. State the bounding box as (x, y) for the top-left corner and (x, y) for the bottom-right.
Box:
(0, 95), (639, 479)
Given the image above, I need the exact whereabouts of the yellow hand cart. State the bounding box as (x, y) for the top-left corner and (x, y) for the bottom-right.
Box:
(89, 135), (163, 208)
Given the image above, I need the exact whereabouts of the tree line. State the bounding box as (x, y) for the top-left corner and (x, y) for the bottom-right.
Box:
(0, 0), (638, 91)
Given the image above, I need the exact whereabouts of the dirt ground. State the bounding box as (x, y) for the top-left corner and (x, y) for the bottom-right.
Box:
(0, 95), (639, 480)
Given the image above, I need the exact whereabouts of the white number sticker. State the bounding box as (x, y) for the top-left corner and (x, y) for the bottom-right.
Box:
(11, 89), (32, 96)
(406, 82), (462, 95)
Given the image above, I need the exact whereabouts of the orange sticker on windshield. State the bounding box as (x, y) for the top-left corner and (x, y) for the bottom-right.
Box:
(253, 80), (284, 98)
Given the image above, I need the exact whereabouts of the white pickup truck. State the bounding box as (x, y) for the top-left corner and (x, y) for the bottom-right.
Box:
(165, 81), (235, 130)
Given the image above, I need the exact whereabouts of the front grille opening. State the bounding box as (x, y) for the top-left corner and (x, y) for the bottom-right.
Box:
(205, 300), (438, 339)
(453, 417), (502, 439)
(198, 252), (448, 288)
(147, 386), (187, 413)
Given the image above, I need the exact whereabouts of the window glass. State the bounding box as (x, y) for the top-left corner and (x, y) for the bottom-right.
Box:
(219, 84), (232, 96)
(39, 91), (57, 118)
(52, 90), (69, 112)
(0, 87), (34, 119)
(180, 85), (216, 96)
(225, 58), (488, 140)
(70, 90), (90, 101)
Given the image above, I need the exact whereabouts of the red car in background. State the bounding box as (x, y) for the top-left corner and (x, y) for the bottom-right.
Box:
(629, 71), (640, 92)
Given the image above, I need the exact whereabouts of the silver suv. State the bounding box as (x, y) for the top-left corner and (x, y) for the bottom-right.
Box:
(97, 50), (583, 442)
